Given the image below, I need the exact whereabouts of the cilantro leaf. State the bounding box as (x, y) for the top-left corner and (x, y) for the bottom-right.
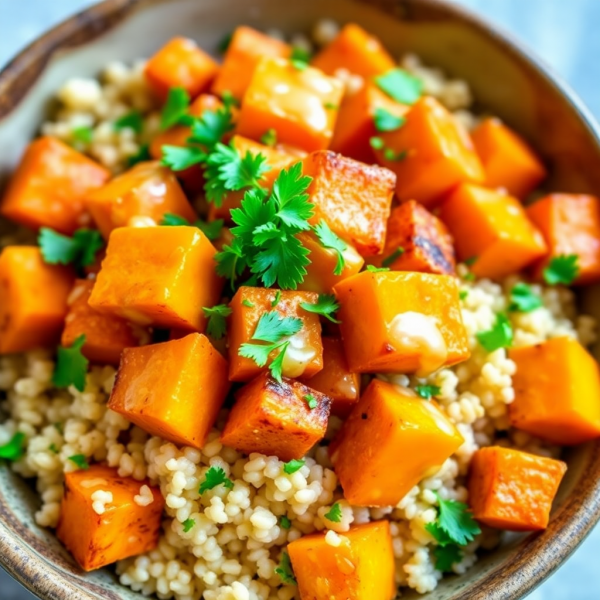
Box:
(39, 228), (103, 270)
(252, 234), (311, 289)
(300, 294), (340, 323)
(126, 143), (151, 167)
(275, 551), (296, 585)
(199, 466), (234, 494)
(203, 304), (232, 339)
(252, 311), (303, 343)
(508, 283), (542, 313)
(188, 106), (235, 149)
(370, 136), (385, 150)
(71, 126), (93, 145)
(366, 264), (390, 272)
(283, 459), (305, 474)
(476, 313), (513, 352)
(268, 341), (290, 383)
(271, 162), (314, 231)
(114, 110), (143, 133)
(433, 544), (463, 572)
(160, 87), (190, 130)
(375, 68), (423, 104)
(374, 107), (405, 132)
(0, 433), (26, 461)
(72, 230), (104, 268)
(271, 290), (282, 307)
(280, 516), (291, 529)
(313, 220), (347, 275)
(324, 502), (342, 523)
(291, 46), (312, 64)
(459, 290), (468, 301)
(161, 145), (206, 171)
(53, 335), (89, 392)
(68, 454), (90, 470)
(260, 128), (277, 147)
(303, 394), (318, 409)
(543, 254), (579, 285)
(383, 148), (408, 161)
(216, 236), (248, 284)
(182, 518), (195, 533)
(382, 246), (405, 268)
(242, 299), (254, 308)
(428, 493), (481, 546)
(414, 384), (441, 400)
(160, 213), (189, 226)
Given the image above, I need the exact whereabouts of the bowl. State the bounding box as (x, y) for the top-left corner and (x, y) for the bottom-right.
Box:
(1, 0), (600, 599)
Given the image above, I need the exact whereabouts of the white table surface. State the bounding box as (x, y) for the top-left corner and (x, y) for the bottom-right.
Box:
(0, 0), (599, 598)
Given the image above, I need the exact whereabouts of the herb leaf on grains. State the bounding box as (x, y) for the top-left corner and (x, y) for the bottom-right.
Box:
(508, 283), (542, 313)
(433, 544), (463, 572)
(283, 459), (305, 475)
(476, 313), (513, 352)
(275, 551), (296, 584)
(426, 493), (481, 547)
(68, 454), (90, 470)
(160, 87), (191, 130)
(414, 384), (441, 400)
(543, 254), (579, 285)
(280, 516), (292, 529)
(199, 466), (234, 494)
(324, 502), (343, 523)
(0, 433), (26, 461)
(53, 335), (89, 393)
(114, 110), (144, 133)
(182, 518), (195, 533)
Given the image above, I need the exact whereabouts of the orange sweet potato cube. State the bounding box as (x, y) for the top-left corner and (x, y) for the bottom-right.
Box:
(211, 26), (291, 100)
(330, 380), (464, 506)
(440, 183), (547, 279)
(468, 447), (566, 531)
(527, 194), (600, 285)
(333, 271), (469, 374)
(311, 23), (395, 78)
(0, 247), (74, 354)
(509, 337), (600, 445)
(62, 280), (149, 365)
(86, 161), (197, 238)
(228, 287), (324, 382)
(373, 96), (484, 207)
(89, 226), (223, 331)
(220, 371), (331, 461)
(300, 337), (360, 417)
(236, 57), (344, 152)
(288, 521), (396, 600)
(0, 137), (110, 234)
(471, 118), (547, 199)
(144, 37), (219, 100)
(56, 465), (164, 571)
(302, 150), (396, 256)
(108, 333), (229, 449)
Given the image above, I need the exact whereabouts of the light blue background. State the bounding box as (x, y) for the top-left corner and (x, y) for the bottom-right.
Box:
(0, 0), (599, 598)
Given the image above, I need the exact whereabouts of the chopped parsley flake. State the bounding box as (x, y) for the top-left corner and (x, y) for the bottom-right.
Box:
(543, 254), (579, 285)
(275, 551), (296, 585)
(199, 466), (234, 494)
(300, 294), (340, 323)
(53, 335), (89, 393)
(39, 228), (104, 270)
(476, 313), (513, 352)
(48, 443), (59, 454)
(0, 433), (26, 461)
(366, 264), (390, 272)
(114, 110), (144, 133)
(414, 384), (441, 400)
(182, 518), (195, 533)
(71, 126), (93, 145)
(369, 136), (385, 150)
(260, 128), (278, 147)
(373, 107), (406, 132)
(383, 148), (408, 161)
(242, 299), (255, 308)
(324, 502), (343, 523)
(508, 283), (542, 313)
(126, 143), (151, 167)
(68, 454), (90, 470)
(313, 220), (347, 275)
(375, 68), (423, 105)
(280, 516), (292, 529)
(271, 290), (282, 307)
(283, 459), (305, 475)
(324, 102), (338, 110)
(303, 394), (318, 409)
(382, 246), (405, 268)
(464, 256), (478, 266)
(459, 290), (468, 301)
(202, 304), (233, 339)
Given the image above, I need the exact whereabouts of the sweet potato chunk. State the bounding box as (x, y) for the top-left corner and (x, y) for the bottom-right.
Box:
(236, 57), (344, 152)
(333, 271), (469, 374)
(471, 118), (547, 199)
(220, 372), (331, 461)
(211, 26), (291, 100)
(86, 161), (197, 238)
(509, 337), (600, 445)
(330, 380), (463, 506)
(302, 151), (396, 256)
(288, 521), (396, 600)
(0, 247), (74, 354)
(468, 447), (566, 531)
(440, 183), (547, 279)
(527, 194), (600, 285)
(0, 137), (109, 234)
(89, 226), (222, 331)
(311, 23), (395, 78)
(56, 465), (164, 571)
(109, 333), (229, 449)
(144, 37), (219, 100)
(373, 96), (484, 207)
(228, 287), (324, 382)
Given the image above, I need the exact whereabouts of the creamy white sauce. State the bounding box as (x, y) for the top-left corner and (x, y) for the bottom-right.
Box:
(281, 330), (318, 378)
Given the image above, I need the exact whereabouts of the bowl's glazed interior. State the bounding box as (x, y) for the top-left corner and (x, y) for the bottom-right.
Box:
(1, 1), (600, 599)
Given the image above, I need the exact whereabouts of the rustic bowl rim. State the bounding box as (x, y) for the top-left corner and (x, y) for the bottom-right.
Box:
(1, 0), (600, 599)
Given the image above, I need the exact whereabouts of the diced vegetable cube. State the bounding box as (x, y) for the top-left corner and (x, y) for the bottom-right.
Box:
(108, 333), (230, 449)
(228, 287), (324, 382)
(330, 380), (464, 506)
(86, 161), (197, 238)
(220, 371), (331, 461)
(471, 117), (547, 199)
(372, 97), (484, 207)
(333, 271), (469, 374)
(302, 150), (396, 256)
(89, 226), (222, 331)
(0, 137), (109, 234)
(311, 23), (395, 78)
(0, 247), (74, 354)
(56, 465), (164, 571)
(509, 337), (600, 445)
(288, 521), (396, 600)
(236, 57), (344, 152)
(468, 446), (566, 531)
(144, 37), (219, 100)
(440, 183), (548, 279)
(211, 26), (291, 100)
(527, 193), (600, 285)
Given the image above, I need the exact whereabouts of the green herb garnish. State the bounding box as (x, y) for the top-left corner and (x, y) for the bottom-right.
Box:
(508, 283), (542, 313)
(182, 518), (195, 533)
(271, 290), (282, 307)
(53, 335), (89, 393)
(324, 502), (342, 523)
(476, 313), (513, 352)
(275, 551), (296, 585)
(300, 294), (340, 323)
(0, 433), (26, 461)
(202, 304), (233, 339)
(375, 68), (423, 105)
(366, 264), (390, 272)
(543, 254), (579, 285)
(199, 466), (234, 494)
(68, 454), (90, 470)
(114, 110), (144, 133)
(283, 459), (305, 474)
(313, 220), (347, 275)
(303, 394), (318, 409)
(374, 107), (405, 132)
(280, 516), (292, 529)
(260, 128), (278, 147)
(425, 493), (481, 547)
(160, 87), (191, 130)
(39, 228), (103, 270)
(382, 246), (405, 268)
(414, 384), (441, 400)
(71, 126), (93, 145)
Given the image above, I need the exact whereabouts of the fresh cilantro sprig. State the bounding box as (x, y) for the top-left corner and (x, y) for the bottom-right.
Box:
(508, 283), (542, 313)
(0, 433), (26, 461)
(476, 313), (513, 352)
(283, 459), (305, 474)
(426, 493), (481, 547)
(39, 228), (104, 270)
(300, 294), (340, 323)
(202, 304), (232, 339)
(160, 87), (191, 130)
(415, 384), (441, 400)
(374, 107), (405, 132)
(313, 220), (347, 275)
(199, 466), (234, 494)
(275, 551), (296, 585)
(68, 454), (90, 470)
(160, 212), (224, 241)
(126, 143), (151, 167)
(382, 246), (405, 268)
(53, 335), (89, 393)
(114, 110), (144, 133)
(375, 68), (423, 105)
(324, 502), (342, 523)
(433, 544), (464, 572)
(543, 254), (579, 285)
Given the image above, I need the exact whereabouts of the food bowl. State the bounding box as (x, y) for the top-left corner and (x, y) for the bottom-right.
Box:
(1, 0), (600, 599)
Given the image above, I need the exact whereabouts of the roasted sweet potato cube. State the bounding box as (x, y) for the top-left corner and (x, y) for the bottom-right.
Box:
(86, 161), (197, 238)
(0, 247), (74, 354)
(220, 372), (331, 461)
(333, 271), (469, 374)
(509, 337), (600, 445)
(0, 137), (110, 234)
(56, 465), (164, 571)
(471, 118), (547, 199)
(330, 380), (463, 506)
(89, 226), (222, 331)
(373, 97), (484, 207)
(311, 23), (395, 78)
(236, 57), (344, 152)
(108, 333), (229, 449)
(288, 521), (396, 600)
(468, 447), (566, 531)
(440, 183), (547, 279)
(211, 26), (291, 100)
(302, 151), (396, 256)
(228, 287), (324, 382)
(527, 194), (600, 285)
(62, 280), (149, 365)
(144, 37), (219, 100)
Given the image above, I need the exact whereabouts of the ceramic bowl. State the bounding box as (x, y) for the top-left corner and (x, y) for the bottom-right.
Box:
(1, 1), (600, 599)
